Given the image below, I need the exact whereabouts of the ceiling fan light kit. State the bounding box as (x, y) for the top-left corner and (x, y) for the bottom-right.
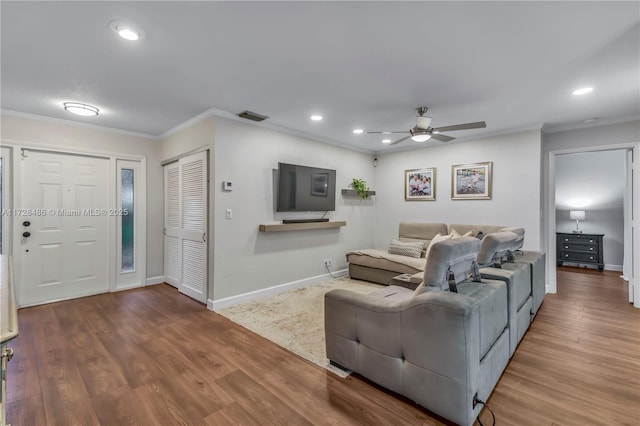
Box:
(410, 131), (431, 142)
(363, 106), (486, 146)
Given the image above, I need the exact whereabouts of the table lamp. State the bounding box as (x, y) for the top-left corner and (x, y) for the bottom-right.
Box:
(569, 210), (585, 234)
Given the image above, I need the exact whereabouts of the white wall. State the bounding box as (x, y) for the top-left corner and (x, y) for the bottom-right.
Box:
(160, 115), (215, 161)
(159, 115), (216, 298)
(213, 117), (376, 300)
(0, 114), (164, 279)
(374, 130), (542, 251)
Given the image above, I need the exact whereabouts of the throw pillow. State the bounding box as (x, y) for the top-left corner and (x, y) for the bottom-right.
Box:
(425, 233), (452, 260)
(388, 239), (424, 258)
(449, 229), (473, 239)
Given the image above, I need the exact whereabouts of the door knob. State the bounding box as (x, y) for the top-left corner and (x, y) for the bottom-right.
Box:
(22, 231), (31, 238)
(23, 221), (31, 227)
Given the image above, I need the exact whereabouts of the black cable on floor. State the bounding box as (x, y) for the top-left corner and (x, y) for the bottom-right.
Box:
(476, 399), (496, 426)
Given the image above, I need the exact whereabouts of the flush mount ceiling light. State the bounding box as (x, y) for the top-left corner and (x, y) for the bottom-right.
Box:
(109, 21), (144, 41)
(310, 115), (323, 121)
(63, 102), (99, 117)
(572, 87), (593, 95)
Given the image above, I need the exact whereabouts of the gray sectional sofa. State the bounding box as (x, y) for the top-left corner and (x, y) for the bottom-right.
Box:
(326, 223), (546, 425)
(326, 237), (510, 426)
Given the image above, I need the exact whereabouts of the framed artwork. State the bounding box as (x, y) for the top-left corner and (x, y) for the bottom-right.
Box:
(405, 168), (435, 201)
(311, 173), (329, 196)
(451, 162), (492, 200)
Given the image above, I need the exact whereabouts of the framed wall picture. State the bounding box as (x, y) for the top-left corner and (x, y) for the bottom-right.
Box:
(405, 168), (435, 201)
(451, 162), (492, 200)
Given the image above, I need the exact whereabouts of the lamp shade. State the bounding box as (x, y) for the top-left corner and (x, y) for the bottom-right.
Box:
(569, 210), (585, 220)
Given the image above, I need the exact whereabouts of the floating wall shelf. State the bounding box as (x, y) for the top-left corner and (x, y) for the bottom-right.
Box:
(259, 221), (347, 232)
(341, 189), (376, 197)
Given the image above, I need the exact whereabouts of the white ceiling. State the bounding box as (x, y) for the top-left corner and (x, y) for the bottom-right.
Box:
(555, 149), (627, 210)
(1, 2), (639, 153)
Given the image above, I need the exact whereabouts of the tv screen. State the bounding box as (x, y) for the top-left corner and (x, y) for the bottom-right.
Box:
(277, 162), (336, 212)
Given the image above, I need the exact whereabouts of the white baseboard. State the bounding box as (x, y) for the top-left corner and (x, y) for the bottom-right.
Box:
(113, 283), (144, 292)
(145, 276), (165, 286)
(207, 269), (348, 311)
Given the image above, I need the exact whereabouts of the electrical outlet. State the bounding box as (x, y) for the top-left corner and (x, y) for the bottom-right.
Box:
(225, 208), (232, 219)
(472, 392), (479, 409)
(324, 258), (332, 267)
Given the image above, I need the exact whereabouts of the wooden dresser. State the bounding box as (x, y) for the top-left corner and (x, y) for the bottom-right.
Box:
(556, 232), (604, 272)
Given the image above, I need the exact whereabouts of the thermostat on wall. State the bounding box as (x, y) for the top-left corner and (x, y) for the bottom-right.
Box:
(222, 181), (233, 191)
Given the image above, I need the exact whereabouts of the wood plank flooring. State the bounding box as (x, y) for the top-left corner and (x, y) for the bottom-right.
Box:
(6, 267), (639, 425)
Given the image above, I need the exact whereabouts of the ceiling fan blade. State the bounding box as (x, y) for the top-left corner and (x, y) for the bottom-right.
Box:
(431, 133), (455, 142)
(366, 131), (408, 134)
(432, 121), (486, 132)
(389, 135), (412, 145)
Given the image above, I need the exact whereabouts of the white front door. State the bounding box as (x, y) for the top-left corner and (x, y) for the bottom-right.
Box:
(19, 150), (109, 306)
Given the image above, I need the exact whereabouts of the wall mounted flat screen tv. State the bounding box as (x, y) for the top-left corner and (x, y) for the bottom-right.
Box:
(277, 162), (336, 212)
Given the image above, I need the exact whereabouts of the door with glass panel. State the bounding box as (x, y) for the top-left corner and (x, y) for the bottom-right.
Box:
(164, 151), (208, 303)
(116, 159), (145, 290)
(19, 150), (109, 306)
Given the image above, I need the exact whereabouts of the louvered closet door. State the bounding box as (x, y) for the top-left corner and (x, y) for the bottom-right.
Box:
(164, 162), (181, 287)
(179, 151), (208, 302)
(163, 151), (208, 303)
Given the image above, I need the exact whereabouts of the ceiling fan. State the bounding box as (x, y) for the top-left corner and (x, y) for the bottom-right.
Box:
(366, 107), (486, 145)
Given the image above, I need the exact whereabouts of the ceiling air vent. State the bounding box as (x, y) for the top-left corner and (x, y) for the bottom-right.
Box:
(237, 110), (269, 122)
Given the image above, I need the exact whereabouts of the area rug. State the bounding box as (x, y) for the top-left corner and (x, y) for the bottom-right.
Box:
(217, 276), (383, 377)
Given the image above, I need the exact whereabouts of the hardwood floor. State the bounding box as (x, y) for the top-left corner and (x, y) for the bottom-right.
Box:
(6, 268), (639, 425)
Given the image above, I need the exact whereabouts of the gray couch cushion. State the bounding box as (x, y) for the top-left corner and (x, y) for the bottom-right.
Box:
(457, 279), (508, 359)
(499, 227), (525, 250)
(477, 231), (519, 266)
(421, 237), (481, 291)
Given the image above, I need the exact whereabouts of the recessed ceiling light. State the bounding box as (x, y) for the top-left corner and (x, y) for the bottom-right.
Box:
(310, 115), (323, 121)
(382, 139), (392, 144)
(109, 21), (144, 41)
(353, 129), (364, 134)
(63, 102), (99, 117)
(572, 87), (593, 95)
(118, 28), (140, 41)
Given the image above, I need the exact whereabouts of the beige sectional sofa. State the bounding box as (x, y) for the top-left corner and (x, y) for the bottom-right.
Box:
(347, 222), (514, 285)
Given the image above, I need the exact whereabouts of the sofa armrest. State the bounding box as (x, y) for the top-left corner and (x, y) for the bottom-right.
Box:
(325, 289), (407, 371)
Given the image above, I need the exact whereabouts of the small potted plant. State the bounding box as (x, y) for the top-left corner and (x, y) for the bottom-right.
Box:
(350, 178), (370, 199)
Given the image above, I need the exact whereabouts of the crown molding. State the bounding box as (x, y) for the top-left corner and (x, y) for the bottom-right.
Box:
(163, 107), (375, 155)
(542, 115), (640, 134)
(0, 109), (160, 140)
